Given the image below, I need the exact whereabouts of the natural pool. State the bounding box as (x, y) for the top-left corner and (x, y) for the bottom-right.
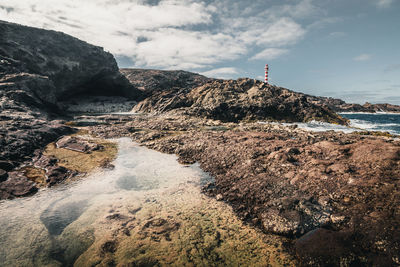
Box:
(0, 138), (295, 266)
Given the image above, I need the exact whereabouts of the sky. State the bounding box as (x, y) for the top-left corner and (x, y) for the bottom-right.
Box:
(1, 0), (400, 104)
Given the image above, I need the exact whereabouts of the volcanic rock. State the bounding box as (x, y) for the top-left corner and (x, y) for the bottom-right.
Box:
(120, 68), (210, 97)
(134, 78), (348, 124)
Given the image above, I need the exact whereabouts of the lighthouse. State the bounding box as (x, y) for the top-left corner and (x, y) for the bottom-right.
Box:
(264, 64), (269, 84)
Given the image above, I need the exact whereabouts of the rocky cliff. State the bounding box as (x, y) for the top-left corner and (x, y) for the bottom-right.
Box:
(0, 21), (141, 198)
(133, 78), (348, 125)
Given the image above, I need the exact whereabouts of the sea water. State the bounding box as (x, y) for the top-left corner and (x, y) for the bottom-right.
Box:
(340, 112), (400, 135)
(268, 113), (400, 135)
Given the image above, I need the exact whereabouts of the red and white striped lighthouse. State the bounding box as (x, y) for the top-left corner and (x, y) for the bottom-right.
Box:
(264, 64), (269, 84)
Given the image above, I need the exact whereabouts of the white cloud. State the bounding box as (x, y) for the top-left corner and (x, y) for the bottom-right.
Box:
(375, 0), (394, 8)
(354, 54), (372, 61)
(0, 0), (321, 70)
(250, 48), (289, 60)
(201, 67), (239, 78)
(238, 18), (305, 47)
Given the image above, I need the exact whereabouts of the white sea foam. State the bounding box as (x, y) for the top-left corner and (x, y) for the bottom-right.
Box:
(339, 112), (400, 115)
(259, 121), (361, 133)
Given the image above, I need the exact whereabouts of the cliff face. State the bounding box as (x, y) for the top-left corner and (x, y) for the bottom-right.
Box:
(0, 21), (140, 168)
(0, 21), (141, 103)
(133, 78), (348, 125)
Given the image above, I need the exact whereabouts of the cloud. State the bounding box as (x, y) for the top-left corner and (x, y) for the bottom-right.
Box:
(375, 0), (394, 8)
(250, 48), (289, 60)
(201, 67), (239, 78)
(0, 0), (320, 70)
(353, 54), (372, 61)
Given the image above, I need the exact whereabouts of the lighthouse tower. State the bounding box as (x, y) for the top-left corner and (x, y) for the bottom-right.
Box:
(264, 64), (269, 84)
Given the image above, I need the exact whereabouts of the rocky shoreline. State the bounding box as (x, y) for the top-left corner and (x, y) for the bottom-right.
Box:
(1, 21), (400, 266)
(82, 113), (400, 266)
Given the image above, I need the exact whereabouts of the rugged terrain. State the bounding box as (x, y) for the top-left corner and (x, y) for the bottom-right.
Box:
(1, 21), (400, 266)
(87, 113), (400, 266)
(133, 78), (348, 124)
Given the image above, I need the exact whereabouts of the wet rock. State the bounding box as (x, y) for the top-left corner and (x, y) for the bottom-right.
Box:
(0, 175), (38, 199)
(56, 136), (101, 153)
(46, 165), (75, 186)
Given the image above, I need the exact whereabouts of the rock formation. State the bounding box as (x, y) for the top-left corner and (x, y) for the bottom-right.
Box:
(120, 68), (210, 97)
(133, 78), (348, 124)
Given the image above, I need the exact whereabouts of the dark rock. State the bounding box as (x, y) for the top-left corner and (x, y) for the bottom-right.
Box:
(0, 169), (8, 182)
(0, 20), (141, 102)
(46, 165), (74, 186)
(0, 160), (14, 171)
(101, 241), (117, 254)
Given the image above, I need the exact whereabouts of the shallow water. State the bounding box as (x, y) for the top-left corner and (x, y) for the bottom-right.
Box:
(0, 138), (293, 266)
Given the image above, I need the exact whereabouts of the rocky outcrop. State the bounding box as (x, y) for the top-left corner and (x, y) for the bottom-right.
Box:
(120, 68), (210, 97)
(0, 21), (143, 164)
(307, 95), (400, 113)
(134, 78), (348, 124)
(0, 20), (141, 102)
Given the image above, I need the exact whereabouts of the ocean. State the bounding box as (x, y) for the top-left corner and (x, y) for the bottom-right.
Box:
(340, 112), (400, 135)
(274, 113), (400, 135)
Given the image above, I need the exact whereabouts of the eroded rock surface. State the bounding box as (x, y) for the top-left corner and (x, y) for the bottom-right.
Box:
(134, 78), (348, 124)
